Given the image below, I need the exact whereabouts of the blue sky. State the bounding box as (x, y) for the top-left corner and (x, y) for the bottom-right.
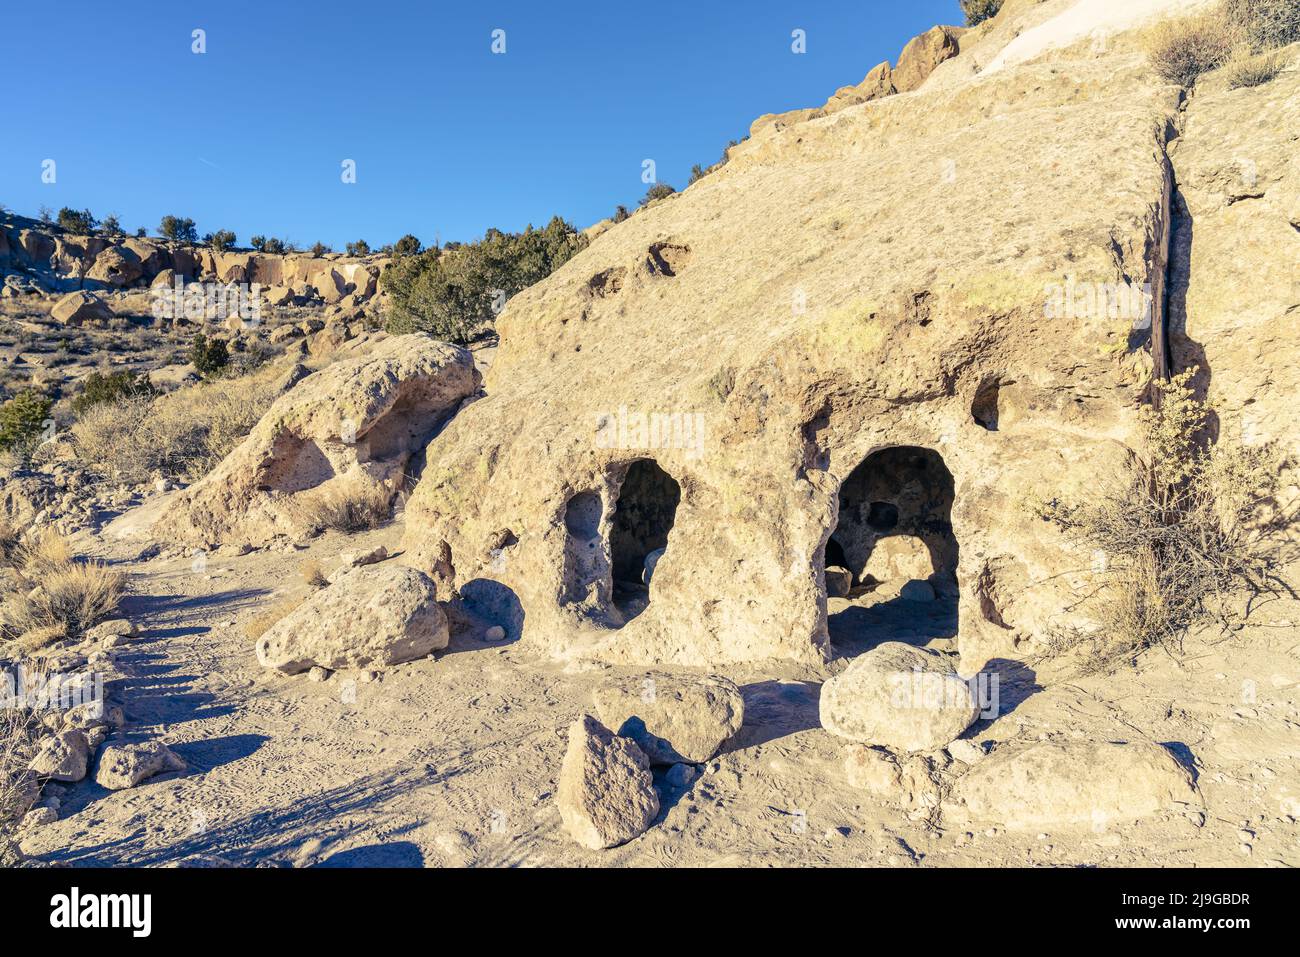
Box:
(2, 1), (962, 249)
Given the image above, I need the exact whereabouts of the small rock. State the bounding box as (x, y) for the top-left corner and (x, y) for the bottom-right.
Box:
(484, 625), (507, 642)
(338, 545), (388, 569)
(308, 666), (331, 682)
(899, 579), (936, 602)
(947, 738), (986, 765)
(557, 715), (659, 850)
(843, 745), (901, 794)
(95, 740), (187, 790)
(85, 619), (136, 641)
(21, 806), (58, 829)
(825, 566), (853, 598)
(28, 729), (90, 783)
(664, 763), (698, 789)
(593, 671), (744, 764)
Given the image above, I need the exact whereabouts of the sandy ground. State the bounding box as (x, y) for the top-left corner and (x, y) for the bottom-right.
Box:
(16, 506), (1300, 869)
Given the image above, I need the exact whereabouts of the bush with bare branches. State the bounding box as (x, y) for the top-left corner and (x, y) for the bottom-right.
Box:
(1038, 369), (1294, 670)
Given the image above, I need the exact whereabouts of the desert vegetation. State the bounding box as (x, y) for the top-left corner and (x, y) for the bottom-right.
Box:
(1039, 370), (1294, 670)
(0, 530), (124, 651)
(1147, 0), (1298, 85)
(382, 216), (587, 343)
(960, 0), (1002, 27)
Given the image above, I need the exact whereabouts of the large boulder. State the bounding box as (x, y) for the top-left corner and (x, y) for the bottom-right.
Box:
(95, 740), (187, 790)
(891, 25), (963, 93)
(154, 335), (481, 547)
(593, 671), (744, 764)
(947, 740), (1200, 830)
(86, 245), (143, 287)
(819, 642), (978, 751)
(255, 563), (448, 674)
(50, 291), (113, 326)
(557, 715), (659, 849)
(863, 535), (934, 583)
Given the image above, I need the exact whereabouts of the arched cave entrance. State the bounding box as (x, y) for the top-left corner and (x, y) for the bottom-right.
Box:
(609, 458), (681, 621)
(822, 446), (959, 656)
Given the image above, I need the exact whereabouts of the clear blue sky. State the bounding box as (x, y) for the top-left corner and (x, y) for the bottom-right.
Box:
(2, 0), (962, 249)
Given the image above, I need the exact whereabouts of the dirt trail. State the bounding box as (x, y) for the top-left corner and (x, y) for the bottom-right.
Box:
(21, 514), (1300, 867)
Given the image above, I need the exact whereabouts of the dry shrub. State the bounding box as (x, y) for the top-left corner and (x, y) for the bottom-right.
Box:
(0, 701), (41, 839)
(299, 559), (328, 590)
(1039, 369), (1294, 671)
(1224, 48), (1288, 87)
(243, 596), (304, 641)
(0, 517), (20, 567)
(1225, 0), (1300, 50)
(1146, 12), (1237, 85)
(298, 479), (393, 534)
(71, 367), (282, 485)
(0, 531), (124, 647)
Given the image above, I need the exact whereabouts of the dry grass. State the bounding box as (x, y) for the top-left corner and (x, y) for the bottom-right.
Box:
(1039, 369), (1295, 671)
(243, 596), (305, 641)
(1224, 48), (1288, 87)
(0, 517), (20, 567)
(298, 479), (394, 534)
(0, 701), (41, 839)
(1225, 0), (1300, 50)
(0, 531), (125, 648)
(1146, 12), (1238, 85)
(71, 365), (283, 486)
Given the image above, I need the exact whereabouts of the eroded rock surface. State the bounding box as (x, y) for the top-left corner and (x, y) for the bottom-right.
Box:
(592, 671), (744, 764)
(557, 715), (659, 849)
(255, 563), (448, 674)
(156, 334), (480, 547)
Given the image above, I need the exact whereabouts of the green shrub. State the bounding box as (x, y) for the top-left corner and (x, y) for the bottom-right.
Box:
(70, 370), (156, 416)
(100, 214), (123, 237)
(612, 205), (630, 224)
(159, 215), (198, 244)
(1225, 0), (1300, 50)
(639, 183), (677, 207)
(1146, 13), (1236, 85)
(382, 216), (588, 344)
(205, 229), (236, 252)
(56, 207), (97, 234)
(960, 0), (1003, 27)
(309, 241), (331, 256)
(0, 391), (52, 458)
(346, 239), (371, 257)
(250, 235), (267, 251)
(189, 333), (230, 377)
(393, 234), (422, 257)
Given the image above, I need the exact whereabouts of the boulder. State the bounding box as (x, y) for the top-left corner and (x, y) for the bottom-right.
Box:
(86, 245), (143, 287)
(892, 25), (963, 93)
(95, 740), (187, 790)
(843, 744), (901, 794)
(151, 267), (178, 289)
(899, 579), (936, 602)
(86, 618), (136, 641)
(825, 61), (895, 114)
(864, 535), (934, 583)
(50, 291), (113, 326)
(557, 715), (659, 849)
(948, 740), (1200, 830)
(153, 335), (481, 547)
(255, 563), (448, 674)
(825, 565), (853, 598)
(28, 729), (91, 782)
(819, 642), (978, 751)
(593, 671), (744, 764)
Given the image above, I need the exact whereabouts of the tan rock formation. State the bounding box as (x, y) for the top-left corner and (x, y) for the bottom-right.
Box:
(51, 290), (113, 325)
(557, 715), (659, 849)
(401, 13), (1184, 671)
(947, 740), (1200, 829)
(155, 335), (481, 547)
